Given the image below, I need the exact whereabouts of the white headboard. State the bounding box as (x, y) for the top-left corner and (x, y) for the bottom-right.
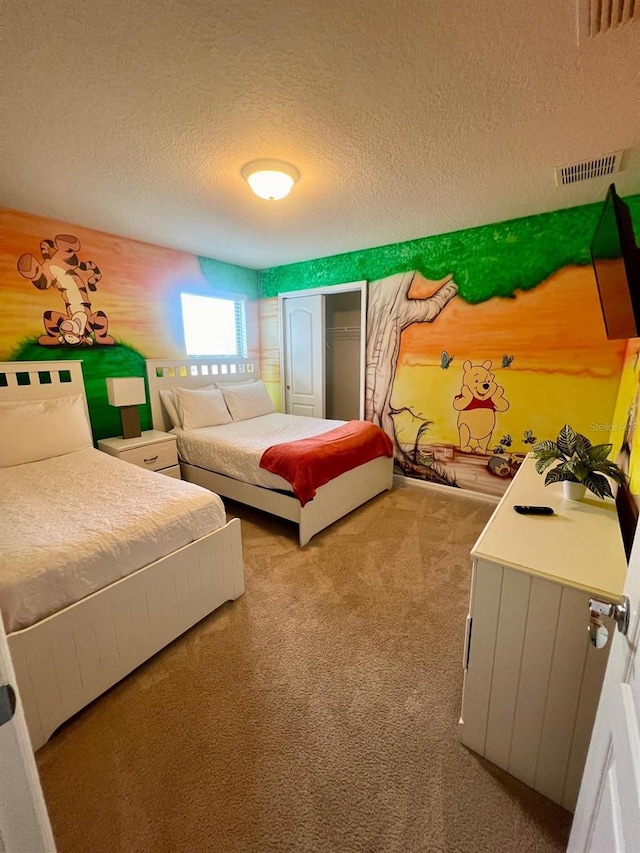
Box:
(0, 360), (87, 402)
(0, 359), (92, 433)
(146, 358), (259, 432)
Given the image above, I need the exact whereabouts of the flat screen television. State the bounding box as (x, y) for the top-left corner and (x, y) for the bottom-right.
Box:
(591, 183), (640, 340)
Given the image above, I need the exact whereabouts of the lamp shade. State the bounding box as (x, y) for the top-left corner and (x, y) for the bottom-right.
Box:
(106, 377), (146, 407)
(241, 159), (299, 200)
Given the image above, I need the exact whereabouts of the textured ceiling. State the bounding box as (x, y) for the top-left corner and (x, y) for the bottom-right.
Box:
(1, 0), (639, 269)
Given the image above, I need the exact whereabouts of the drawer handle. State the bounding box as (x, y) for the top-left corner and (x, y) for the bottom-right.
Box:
(144, 455), (159, 464)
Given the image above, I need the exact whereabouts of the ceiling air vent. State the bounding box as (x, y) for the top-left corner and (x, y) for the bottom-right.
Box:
(554, 151), (623, 186)
(577, 0), (639, 43)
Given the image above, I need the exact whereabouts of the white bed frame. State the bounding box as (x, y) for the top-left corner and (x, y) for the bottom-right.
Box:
(1, 361), (244, 750)
(146, 358), (394, 546)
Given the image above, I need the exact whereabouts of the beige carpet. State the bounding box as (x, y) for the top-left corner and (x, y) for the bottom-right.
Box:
(36, 483), (572, 852)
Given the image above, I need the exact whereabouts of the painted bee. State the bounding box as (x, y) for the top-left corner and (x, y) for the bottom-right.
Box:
(501, 354), (515, 368)
(522, 429), (537, 445)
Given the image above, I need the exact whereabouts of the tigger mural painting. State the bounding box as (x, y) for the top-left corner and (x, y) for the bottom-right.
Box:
(1, 207), (260, 441)
(17, 234), (114, 347)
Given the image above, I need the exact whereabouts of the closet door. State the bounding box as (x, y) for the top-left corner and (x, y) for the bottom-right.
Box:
(283, 295), (325, 417)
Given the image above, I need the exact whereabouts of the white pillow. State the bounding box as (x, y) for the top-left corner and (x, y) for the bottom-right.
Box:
(159, 384), (217, 428)
(174, 387), (232, 430)
(220, 380), (275, 421)
(159, 389), (182, 429)
(0, 394), (93, 468)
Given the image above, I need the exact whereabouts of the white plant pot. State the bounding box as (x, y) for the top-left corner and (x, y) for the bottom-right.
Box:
(563, 481), (586, 501)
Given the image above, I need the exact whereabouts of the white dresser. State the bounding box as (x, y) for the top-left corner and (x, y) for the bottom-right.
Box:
(459, 456), (628, 811)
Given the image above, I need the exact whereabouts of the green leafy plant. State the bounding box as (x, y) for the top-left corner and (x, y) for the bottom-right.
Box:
(533, 424), (626, 500)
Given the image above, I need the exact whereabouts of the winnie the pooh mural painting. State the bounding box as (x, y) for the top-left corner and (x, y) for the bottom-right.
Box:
(365, 261), (625, 497)
(453, 360), (509, 454)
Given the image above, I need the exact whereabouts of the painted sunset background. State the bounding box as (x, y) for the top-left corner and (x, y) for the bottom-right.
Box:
(392, 265), (627, 456)
(0, 208), (259, 362)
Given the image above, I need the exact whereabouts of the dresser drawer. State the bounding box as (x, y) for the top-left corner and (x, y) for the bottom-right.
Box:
(118, 441), (177, 471)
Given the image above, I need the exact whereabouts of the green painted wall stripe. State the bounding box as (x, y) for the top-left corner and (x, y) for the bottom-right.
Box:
(259, 194), (640, 302)
(197, 256), (259, 299)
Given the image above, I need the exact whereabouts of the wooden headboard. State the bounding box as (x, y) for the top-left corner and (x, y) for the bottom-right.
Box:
(146, 358), (259, 432)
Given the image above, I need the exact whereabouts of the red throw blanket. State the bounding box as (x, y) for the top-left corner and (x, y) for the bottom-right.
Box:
(259, 421), (393, 506)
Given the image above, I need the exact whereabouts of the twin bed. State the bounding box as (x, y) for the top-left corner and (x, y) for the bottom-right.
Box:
(1, 357), (393, 750)
(0, 360), (244, 750)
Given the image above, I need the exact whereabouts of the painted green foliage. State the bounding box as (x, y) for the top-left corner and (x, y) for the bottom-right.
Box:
(197, 256), (259, 299)
(260, 195), (640, 302)
(11, 342), (151, 441)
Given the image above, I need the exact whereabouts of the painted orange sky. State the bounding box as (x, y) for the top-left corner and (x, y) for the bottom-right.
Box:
(400, 266), (626, 377)
(1, 209), (211, 359)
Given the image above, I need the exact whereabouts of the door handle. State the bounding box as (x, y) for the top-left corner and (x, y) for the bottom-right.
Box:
(589, 595), (630, 636)
(0, 683), (16, 727)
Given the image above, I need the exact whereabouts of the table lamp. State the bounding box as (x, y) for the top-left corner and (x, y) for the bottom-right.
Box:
(106, 377), (146, 439)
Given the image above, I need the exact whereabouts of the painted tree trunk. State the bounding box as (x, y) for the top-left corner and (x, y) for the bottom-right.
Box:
(365, 271), (459, 459)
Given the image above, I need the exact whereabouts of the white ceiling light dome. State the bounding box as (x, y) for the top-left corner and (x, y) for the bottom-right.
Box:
(241, 159), (300, 200)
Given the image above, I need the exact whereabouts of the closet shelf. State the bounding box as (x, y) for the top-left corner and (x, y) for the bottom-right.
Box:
(326, 325), (360, 332)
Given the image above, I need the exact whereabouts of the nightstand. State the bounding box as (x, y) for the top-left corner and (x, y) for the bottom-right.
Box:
(97, 430), (180, 479)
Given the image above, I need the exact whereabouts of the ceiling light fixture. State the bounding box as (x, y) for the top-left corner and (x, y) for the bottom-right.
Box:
(241, 159), (300, 200)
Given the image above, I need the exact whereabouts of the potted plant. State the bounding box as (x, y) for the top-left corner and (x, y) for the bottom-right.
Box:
(533, 424), (626, 500)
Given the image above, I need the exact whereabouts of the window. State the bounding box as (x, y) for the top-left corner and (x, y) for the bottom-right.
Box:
(180, 293), (247, 358)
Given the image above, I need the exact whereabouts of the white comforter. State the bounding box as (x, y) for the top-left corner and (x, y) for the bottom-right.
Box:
(174, 412), (347, 490)
(0, 448), (226, 633)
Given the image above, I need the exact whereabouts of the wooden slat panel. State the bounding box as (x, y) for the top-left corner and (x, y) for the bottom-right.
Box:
(508, 577), (563, 787)
(484, 568), (531, 768)
(562, 631), (611, 810)
(92, 605), (122, 686)
(173, 562), (191, 628)
(129, 588), (154, 662)
(49, 628), (85, 718)
(534, 586), (590, 803)
(71, 616), (104, 698)
(200, 550), (216, 612)
(144, 576), (169, 650)
(459, 559), (503, 755)
(110, 598), (136, 672)
(161, 573), (180, 642)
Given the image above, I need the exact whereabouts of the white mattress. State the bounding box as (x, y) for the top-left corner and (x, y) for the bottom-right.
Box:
(0, 447), (227, 633)
(174, 412), (346, 490)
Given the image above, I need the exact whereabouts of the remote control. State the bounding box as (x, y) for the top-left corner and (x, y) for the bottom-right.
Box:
(513, 505), (554, 515)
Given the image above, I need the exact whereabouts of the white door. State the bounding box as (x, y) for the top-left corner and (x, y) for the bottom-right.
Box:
(283, 295), (325, 417)
(0, 618), (56, 853)
(568, 539), (640, 850)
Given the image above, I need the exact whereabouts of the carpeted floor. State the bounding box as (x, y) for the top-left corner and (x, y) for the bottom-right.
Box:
(36, 483), (573, 852)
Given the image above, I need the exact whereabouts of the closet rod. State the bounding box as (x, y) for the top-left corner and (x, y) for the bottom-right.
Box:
(326, 325), (360, 332)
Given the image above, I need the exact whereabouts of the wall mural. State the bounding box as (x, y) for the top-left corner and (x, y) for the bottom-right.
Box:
(17, 234), (114, 347)
(0, 208), (260, 441)
(261, 197), (640, 498)
(364, 265), (626, 495)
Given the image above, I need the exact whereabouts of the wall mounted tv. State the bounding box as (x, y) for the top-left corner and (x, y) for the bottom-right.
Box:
(591, 183), (640, 340)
